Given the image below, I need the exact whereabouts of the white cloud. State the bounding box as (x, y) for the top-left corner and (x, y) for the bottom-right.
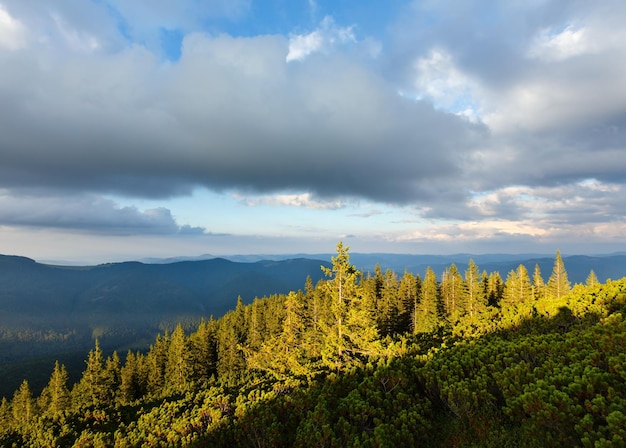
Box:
(412, 48), (482, 120)
(286, 16), (356, 62)
(0, 3), (25, 50)
(527, 25), (590, 62)
(234, 192), (346, 210)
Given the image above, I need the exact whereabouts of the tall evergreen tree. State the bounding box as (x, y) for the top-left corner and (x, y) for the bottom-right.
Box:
(103, 351), (121, 403)
(441, 264), (463, 319)
(249, 291), (314, 378)
(548, 250), (571, 299)
(166, 324), (190, 393)
(413, 267), (439, 334)
(398, 271), (420, 334)
(532, 264), (547, 301)
(12, 380), (35, 428)
(320, 242), (379, 370)
(0, 397), (10, 431)
(486, 271), (504, 307)
(119, 351), (142, 404)
(415, 267), (439, 333)
(39, 360), (71, 417)
(586, 269), (599, 287)
(502, 264), (533, 309)
(145, 332), (169, 395)
(464, 259), (486, 318)
(246, 298), (265, 351)
(72, 339), (108, 409)
(379, 269), (399, 336)
(189, 317), (217, 384)
(216, 313), (247, 383)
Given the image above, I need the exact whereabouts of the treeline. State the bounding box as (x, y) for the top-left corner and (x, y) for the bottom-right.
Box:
(1, 243), (625, 446)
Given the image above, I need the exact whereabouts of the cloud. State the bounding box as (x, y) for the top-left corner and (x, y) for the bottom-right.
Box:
(0, 190), (205, 235)
(286, 16), (356, 62)
(234, 192), (347, 210)
(0, 0), (625, 246)
(0, 3), (25, 50)
(0, 9), (483, 209)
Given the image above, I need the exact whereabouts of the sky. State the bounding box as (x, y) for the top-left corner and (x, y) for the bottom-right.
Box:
(1, 0), (625, 263)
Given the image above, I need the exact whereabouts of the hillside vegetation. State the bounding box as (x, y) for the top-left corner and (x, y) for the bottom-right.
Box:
(1, 243), (626, 447)
(0, 256), (330, 365)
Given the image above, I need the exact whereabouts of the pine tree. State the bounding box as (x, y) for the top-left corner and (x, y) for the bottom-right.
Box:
(464, 259), (486, 318)
(532, 264), (546, 301)
(216, 313), (246, 382)
(486, 271), (504, 307)
(166, 324), (190, 393)
(415, 267), (439, 333)
(189, 317), (217, 384)
(145, 332), (169, 395)
(119, 351), (141, 404)
(103, 351), (121, 403)
(12, 380), (36, 430)
(398, 271), (420, 334)
(72, 339), (108, 409)
(441, 264), (463, 319)
(548, 250), (571, 299)
(502, 264), (532, 309)
(586, 269), (599, 287)
(363, 265), (384, 330)
(379, 269), (399, 336)
(413, 267), (439, 334)
(39, 360), (71, 417)
(0, 397), (11, 431)
(247, 298), (265, 350)
(320, 242), (379, 370)
(249, 290), (314, 378)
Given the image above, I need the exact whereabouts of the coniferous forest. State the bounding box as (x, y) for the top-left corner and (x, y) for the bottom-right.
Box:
(2, 243), (626, 447)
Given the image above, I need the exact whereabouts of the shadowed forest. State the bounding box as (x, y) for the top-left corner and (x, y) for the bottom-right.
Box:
(2, 243), (626, 447)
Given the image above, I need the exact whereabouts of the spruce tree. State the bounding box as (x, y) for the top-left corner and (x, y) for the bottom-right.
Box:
(39, 360), (71, 417)
(548, 250), (571, 299)
(379, 269), (399, 336)
(441, 264), (463, 319)
(464, 259), (486, 318)
(166, 324), (190, 393)
(532, 264), (546, 301)
(320, 242), (379, 370)
(119, 351), (141, 404)
(398, 271), (420, 334)
(189, 318), (217, 383)
(72, 339), (108, 409)
(413, 267), (439, 334)
(12, 380), (35, 428)
(486, 271), (504, 307)
(415, 267), (439, 333)
(586, 269), (599, 287)
(502, 264), (532, 309)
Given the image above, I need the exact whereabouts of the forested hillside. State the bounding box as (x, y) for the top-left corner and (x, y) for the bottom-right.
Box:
(1, 244), (626, 447)
(0, 256), (330, 365)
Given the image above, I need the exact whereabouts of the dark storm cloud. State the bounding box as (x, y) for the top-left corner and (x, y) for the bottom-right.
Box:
(0, 27), (482, 206)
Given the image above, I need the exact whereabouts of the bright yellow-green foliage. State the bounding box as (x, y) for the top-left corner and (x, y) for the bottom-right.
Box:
(1, 246), (626, 447)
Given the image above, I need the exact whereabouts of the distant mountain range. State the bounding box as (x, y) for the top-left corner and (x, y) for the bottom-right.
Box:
(0, 255), (330, 321)
(141, 252), (626, 284)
